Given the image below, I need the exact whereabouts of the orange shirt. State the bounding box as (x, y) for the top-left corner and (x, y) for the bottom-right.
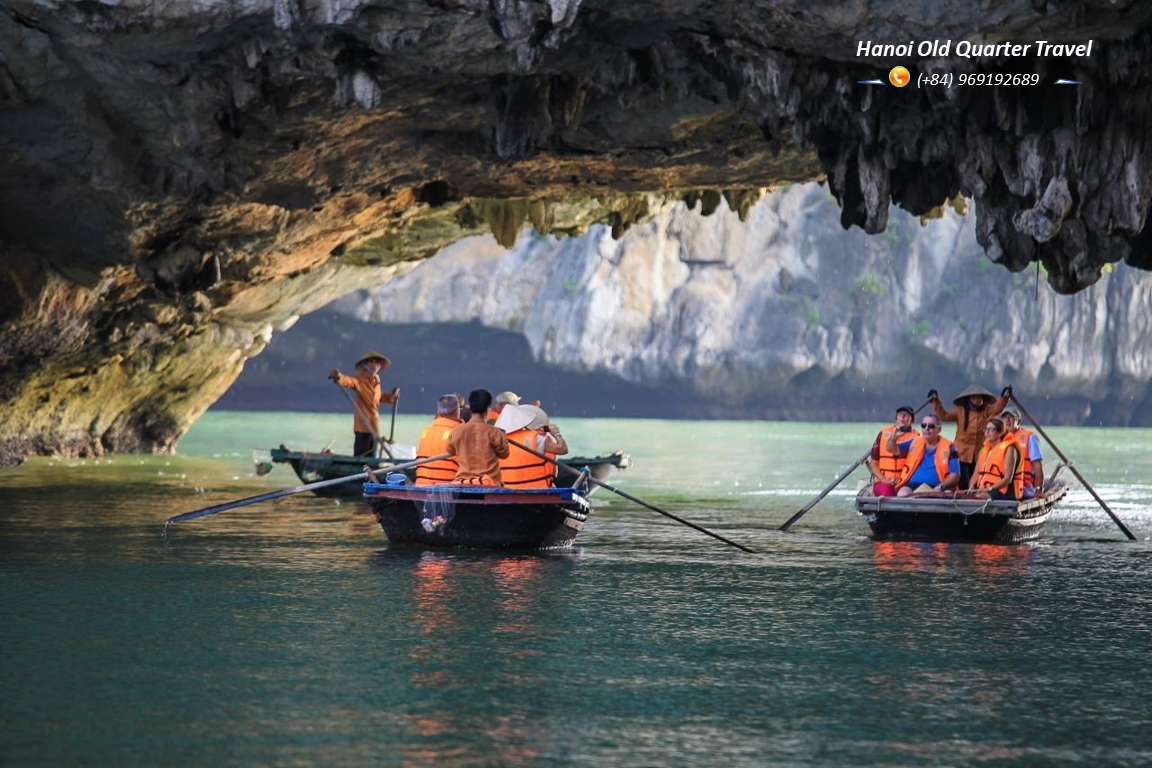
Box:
(447, 417), (510, 485)
(334, 370), (396, 434)
(932, 395), (1009, 463)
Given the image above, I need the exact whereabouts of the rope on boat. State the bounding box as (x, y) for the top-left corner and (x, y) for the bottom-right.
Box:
(949, 495), (992, 525)
(947, 496), (991, 516)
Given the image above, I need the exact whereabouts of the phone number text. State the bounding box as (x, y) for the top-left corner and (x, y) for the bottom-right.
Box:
(917, 73), (1041, 88)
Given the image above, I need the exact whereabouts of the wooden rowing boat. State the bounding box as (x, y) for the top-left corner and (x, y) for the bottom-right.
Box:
(855, 482), (1069, 543)
(269, 447), (630, 498)
(364, 482), (592, 549)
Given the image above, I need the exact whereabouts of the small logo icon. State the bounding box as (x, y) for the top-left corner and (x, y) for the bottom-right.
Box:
(889, 66), (910, 87)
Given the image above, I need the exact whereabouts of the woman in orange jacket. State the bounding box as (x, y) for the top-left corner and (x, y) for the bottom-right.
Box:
(328, 351), (400, 457)
(970, 417), (1023, 501)
(929, 384), (1010, 489)
(497, 405), (569, 488)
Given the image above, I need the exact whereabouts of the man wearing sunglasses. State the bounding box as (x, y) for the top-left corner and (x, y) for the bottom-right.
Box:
(892, 415), (961, 496)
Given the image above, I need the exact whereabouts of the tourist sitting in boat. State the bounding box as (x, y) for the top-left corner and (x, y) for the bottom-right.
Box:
(447, 389), (510, 486)
(327, 351), (400, 457)
(929, 384), (1009, 489)
(1002, 408), (1044, 498)
(970, 417), (1023, 501)
(414, 394), (463, 486)
(486, 391), (521, 424)
(892, 415), (960, 495)
(867, 405), (919, 497)
(496, 405), (570, 489)
(456, 391), (472, 421)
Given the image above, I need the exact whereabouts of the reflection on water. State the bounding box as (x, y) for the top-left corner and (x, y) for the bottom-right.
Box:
(382, 550), (571, 763)
(871, 541), (1038, 574)
(2, 415), (1152, 763)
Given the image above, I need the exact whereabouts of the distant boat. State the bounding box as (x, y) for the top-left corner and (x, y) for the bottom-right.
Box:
(365, 482), (591, 549)
(855, 482), (1069, 543)
(269, 446), (631, 498)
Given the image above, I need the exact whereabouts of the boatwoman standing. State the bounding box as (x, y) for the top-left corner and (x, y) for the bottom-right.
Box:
(928, 384), (1009, 489)
(328, 351), (400, 457)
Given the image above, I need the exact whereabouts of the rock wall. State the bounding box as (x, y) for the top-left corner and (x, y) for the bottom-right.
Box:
(0, 246), (409, 463)
(337, 184), (1152, 424)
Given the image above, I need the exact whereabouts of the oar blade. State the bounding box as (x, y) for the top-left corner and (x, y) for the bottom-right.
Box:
(1011, 394), (1136, 541)
(167, 490), (287, 524)
(166, 472), (368, 525)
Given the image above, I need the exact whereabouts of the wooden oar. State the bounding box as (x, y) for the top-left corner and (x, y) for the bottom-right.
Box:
(377, 439), (395, 460)
(165, 453), (451, 526)
(514, 443), (755, 554)
(1010, 394), (1136, 541)
(779, 450), (870, 531)
(779, 397), (933, 531)
(333, 380), (394, 459)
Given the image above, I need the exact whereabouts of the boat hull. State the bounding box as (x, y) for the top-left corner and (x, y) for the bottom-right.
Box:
(271, 448), (629, 499)
(856, 485), (1068, 544)
(365, 484), (591, 549)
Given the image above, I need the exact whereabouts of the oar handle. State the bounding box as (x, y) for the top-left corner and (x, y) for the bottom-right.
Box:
(166, 453), (452, 525)
(1010, 394), (1136, 541)
(386, 392), (400, 444)
(513, 442), (756, 554)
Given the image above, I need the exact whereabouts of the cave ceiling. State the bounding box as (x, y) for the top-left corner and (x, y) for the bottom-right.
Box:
(2, 0), (1150, 292)
(1, 0), (1151, 461)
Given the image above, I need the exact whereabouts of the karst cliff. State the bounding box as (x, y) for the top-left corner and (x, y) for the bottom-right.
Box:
(337, 183), (1152, 425)
(2, 0), (1151, 462)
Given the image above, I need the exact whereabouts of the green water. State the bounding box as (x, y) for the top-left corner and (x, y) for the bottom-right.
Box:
(2, 413), (1151, 764)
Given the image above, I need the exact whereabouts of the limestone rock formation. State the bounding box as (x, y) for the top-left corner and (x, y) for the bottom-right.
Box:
(2, 0), (1152, 459)
(338, 184), (1152, 424)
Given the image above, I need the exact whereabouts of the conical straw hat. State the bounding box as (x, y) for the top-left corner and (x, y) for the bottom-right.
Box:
(356, 351), (391, 370)
(953, 383), (995, 407)
(522, 405), (551, 431)
(494, 404), (534, 433)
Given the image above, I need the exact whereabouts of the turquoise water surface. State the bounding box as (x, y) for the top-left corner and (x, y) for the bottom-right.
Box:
(2, 413), (1151, 764)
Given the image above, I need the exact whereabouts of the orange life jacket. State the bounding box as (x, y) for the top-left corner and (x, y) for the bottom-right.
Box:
(876, 425), (920, 479)
(975, 438), (1024, 497)
(895, 435), (954, 489)
(1005, 427), (1035, 487)
(414, 416), (461, 485)
(499, 429), (556, 489)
